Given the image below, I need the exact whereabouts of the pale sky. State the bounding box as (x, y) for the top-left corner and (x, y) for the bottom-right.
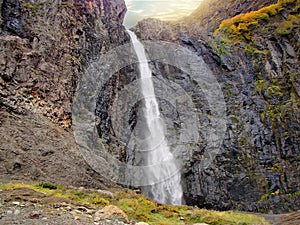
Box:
(124, 0), (203, 28)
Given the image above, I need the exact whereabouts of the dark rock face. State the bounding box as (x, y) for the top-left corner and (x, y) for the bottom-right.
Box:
(0, 0), (128, 186)
(0, 0), (128, 128)
(131, 0), (300, 213)
(1, 0), (29, 38)
(0, 109), (115, 188)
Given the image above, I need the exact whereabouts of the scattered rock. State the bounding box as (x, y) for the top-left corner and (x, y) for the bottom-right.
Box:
(78, 187), (85, 192)
(94, 205), (129, 223)
(135, 222), (149, 225)
(193, 223), (209, 225)
(14, 209), (21, 215)
(133, 190), (142, 194)
(74, 216), (80, 220)
(97, 190), (115, 198)
(29, 211), (40, 219)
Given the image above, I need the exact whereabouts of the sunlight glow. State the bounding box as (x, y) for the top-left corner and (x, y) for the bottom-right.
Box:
(124, 0), (203, 28)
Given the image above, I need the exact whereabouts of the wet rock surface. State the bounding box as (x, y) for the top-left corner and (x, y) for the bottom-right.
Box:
(131, 0), (300, 213)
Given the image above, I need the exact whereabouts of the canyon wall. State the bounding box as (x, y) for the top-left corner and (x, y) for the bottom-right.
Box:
(131, 0), (300, 213)
(1, 0), (299, 214)
(0, 0), (129, 187)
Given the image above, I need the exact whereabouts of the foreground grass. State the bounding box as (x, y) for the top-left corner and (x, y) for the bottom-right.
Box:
(0, 181), (270, 225)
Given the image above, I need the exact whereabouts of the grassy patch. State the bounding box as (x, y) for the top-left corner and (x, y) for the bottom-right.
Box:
(0, 181), (270, 225)
(214, 0), (300, 40)
(36, 182), (58, 190)
(276, 14), (300, 35)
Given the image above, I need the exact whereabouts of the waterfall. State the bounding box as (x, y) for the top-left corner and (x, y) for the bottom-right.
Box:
(127, 30), (183, 205)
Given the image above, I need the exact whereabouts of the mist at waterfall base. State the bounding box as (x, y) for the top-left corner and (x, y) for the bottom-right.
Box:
(127, 30), (183, 205)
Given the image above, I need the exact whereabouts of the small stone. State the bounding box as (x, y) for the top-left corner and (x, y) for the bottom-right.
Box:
(96, 189), (114, 198)
(75, 209), (83, 214)
(29, 211), (40, 219)
(193, 223), (209, 225)
(7, 210), (13, 215)
(94, 205), (129, 223)
(86, 209), (96, 215)
(14, 209), (21, 215)
(77, 206), (88, 212)
(179, 217), (185, 220)
(12, 201), (20, 206)
(135, 222), (149, 225)
(74, 216), (80, 220)
(134, 189), (141, 194)
(78, 186), (85, 191)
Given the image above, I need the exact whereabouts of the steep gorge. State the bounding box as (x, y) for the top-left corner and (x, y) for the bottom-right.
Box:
(0, 0), (299, 216)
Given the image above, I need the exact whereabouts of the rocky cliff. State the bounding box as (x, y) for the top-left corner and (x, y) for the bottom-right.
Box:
(0, 0), (129, 187)
(131, 0), (300, 213)
(0, 0), (128, 127)
(1, 0), (299, 216)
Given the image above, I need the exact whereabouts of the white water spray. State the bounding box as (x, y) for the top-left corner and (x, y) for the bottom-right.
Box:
(127, 30), (183, 205)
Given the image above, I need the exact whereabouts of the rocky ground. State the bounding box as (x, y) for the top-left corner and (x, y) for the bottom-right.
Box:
(0, 182), (278, 225)
(0, 183), (299, 225)
(0, 109), (117, 189)
(0, 187), (128, 225)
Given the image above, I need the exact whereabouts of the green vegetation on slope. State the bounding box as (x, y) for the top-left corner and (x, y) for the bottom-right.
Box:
(214, 0), (300, 41)
(0, 181), (270, 225)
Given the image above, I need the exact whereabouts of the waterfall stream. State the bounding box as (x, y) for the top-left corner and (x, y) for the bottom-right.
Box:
(127, 30), (183, 205)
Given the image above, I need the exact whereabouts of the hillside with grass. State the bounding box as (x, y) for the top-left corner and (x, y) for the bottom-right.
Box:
(0, 181), (271, 225)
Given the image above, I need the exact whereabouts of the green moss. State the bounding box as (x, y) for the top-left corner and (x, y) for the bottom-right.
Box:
(215, 0), (299, 41)
(211, 35), (231, 55)
(215, 5), (274, 40)
(36, 182), (58, 190)
(277, 13), (300, 35)
(277, 20), (294, 34)
(239, 137), (248, 146)
(260, 112), (266, 121)
(266, 85), (283, 98)
(0, 181), (270, 225)
(20, 1), (40, 14)
(269, 162), (283, 172)
(230, 117), (239, 124)
(91, 195), (110, 206)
